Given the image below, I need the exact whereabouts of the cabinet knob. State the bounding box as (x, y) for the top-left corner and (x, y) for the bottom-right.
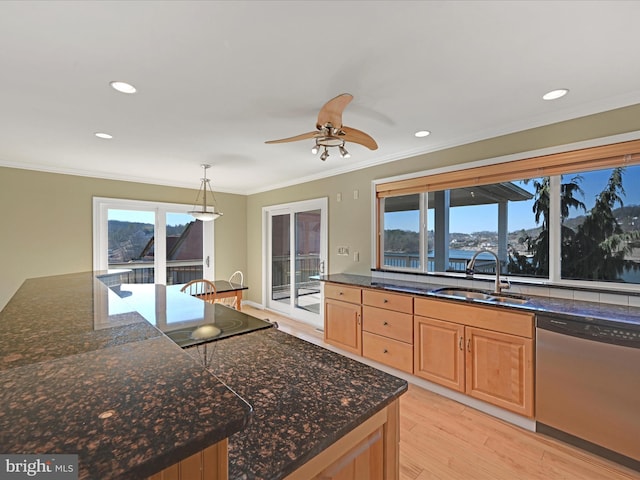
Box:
(383, 299), (388, 303)
(383, 321), (388, 326)
(339, 291), (343, 295)
(383, 349), (388, 354)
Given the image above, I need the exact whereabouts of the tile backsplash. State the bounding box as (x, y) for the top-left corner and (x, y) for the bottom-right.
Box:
(372, 270), (638, 307)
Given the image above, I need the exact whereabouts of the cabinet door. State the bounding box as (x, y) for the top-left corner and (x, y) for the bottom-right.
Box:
(325, 298), (362, 355)
(414, 316), (465, 392)
(465, 326), (534, 417)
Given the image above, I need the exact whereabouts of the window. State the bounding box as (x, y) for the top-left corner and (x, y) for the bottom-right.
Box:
(93, 198), (214, 284)
(375, 139), (640, 287)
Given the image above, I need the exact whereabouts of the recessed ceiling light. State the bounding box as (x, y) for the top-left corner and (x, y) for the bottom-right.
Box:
(110, 81), (137, 94)
(542, 89), (569, 100)
(414, 130), (431, 138)
(95, 132), (113, 139)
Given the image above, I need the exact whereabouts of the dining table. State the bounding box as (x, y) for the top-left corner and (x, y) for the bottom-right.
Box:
(209, 279), (248, 310)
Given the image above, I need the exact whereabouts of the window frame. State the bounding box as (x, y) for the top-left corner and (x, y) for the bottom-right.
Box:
(373, 136), (640, 290)
(92, 197), (215, 284)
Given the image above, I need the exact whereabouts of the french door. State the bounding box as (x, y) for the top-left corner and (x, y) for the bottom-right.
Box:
(93, 197), (214, 284)
(264, 198), (327, 328)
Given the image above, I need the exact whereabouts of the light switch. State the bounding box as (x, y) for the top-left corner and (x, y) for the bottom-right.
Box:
(336, 193), (342, 202)
(353, 251), (359, 262)
(353, 189), (359, 200)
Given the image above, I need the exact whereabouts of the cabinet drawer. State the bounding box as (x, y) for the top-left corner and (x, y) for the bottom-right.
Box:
(362, 306), (413, 344)
(362, 289), (413, 314)
(324, 283), (361, 304)
(414, 297), (534, 338)
(363, 332), (413, 374)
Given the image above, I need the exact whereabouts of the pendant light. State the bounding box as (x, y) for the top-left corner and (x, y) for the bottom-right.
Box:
(188, 164), (223, 221)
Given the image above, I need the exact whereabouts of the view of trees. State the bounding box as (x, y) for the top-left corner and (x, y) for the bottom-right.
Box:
(108, 220), (193, 263)
(509, 167), (640, 281)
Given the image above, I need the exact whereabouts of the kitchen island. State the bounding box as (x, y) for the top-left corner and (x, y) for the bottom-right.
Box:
(0, 272), (407, 479)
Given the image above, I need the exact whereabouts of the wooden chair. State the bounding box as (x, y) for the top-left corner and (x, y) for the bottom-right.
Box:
(215, 271), (244, 309)
(180, 279), (217, 304)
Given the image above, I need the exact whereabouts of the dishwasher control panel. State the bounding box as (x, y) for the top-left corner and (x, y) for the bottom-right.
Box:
(537, 316), (640, 349)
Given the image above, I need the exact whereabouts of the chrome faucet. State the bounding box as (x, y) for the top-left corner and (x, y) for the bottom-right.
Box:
(466, 249), (510, 295)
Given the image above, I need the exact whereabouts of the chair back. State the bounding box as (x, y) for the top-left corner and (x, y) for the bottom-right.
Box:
(180, 279), (217, 304)
(229, 270), (244, 286)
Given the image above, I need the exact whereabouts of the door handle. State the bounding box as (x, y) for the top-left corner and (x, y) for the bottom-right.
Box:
(459, 336), (464, 351)
(206, 255), (210, 268)
(319, 260), (325, 274)
(467, 338), (472, 353)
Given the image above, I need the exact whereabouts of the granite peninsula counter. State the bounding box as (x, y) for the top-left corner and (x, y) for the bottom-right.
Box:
(0, 272), (408, 480)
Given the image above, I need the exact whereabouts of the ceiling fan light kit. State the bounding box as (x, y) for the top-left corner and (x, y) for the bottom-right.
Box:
(265, 93), (378, 160)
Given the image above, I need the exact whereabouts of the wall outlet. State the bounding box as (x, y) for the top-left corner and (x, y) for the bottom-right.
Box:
(337, 246), (349, 256)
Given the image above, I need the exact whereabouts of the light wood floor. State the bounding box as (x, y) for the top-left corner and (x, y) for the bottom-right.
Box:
(243, 306), (640, 480)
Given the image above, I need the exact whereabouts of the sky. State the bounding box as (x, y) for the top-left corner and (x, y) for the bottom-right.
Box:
(385, 167), (640, 234)
(108, 209), (194, 227)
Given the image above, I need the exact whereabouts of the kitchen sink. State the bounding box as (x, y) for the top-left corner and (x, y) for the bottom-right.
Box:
(432, 288), (494, 300)
(432, 287), (529, 305)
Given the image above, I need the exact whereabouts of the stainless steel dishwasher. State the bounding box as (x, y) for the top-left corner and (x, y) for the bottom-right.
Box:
(536, 315), (640, 471)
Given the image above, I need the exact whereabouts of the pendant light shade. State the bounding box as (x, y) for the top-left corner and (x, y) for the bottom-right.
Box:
(188, 164), (223, 222)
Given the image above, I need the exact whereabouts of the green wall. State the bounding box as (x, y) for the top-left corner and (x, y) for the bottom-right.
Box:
(245, 103), (640, 304)
(0, 168), (246, 310)
(2, 103), (640, 310)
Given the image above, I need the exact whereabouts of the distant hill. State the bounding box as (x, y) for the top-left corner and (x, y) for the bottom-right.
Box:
(383, 204), (640, 254)
(108, 220), (194, 262)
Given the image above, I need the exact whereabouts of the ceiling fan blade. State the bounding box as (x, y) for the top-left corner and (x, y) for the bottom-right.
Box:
(341, 126), (378, 150)
(265, 131), (318, 144)
(317, 93), (353, 129)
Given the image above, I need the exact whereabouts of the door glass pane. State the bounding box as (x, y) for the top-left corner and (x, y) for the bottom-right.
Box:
(271, 214), (290, 306)
(294, 209), (321, 314)
(383, 194), (421, 269)
(166, 212), (203, 285)
(561, 166), (640, 283)
(107, 209), (155, 283)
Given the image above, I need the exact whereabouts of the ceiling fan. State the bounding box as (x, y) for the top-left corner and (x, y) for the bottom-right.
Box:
(265, 93), (378, 161)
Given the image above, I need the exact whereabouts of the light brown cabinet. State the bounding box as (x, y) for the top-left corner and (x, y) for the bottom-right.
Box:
(414, 297), (534, 418)
(324, 282), (535, 418)
(285, 399), (400, 480)
(414, 316), (465, 392)
(362, 289), (414, 374)
(324, 284), (362, 355)
(147, 439), (228, 480)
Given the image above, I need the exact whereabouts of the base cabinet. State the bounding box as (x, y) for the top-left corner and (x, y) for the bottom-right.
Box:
(465, 326), (533, 417)
(414, 316), (465, 392)
(324, 282), (363, 354)
(285, 399), (400, 480)
(147, 439), (228, 480)
(414, 298), (534, 418)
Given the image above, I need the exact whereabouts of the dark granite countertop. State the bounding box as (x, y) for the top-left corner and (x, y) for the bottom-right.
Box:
(320, 273), (640, 330)
(186, 328), (407, 480)
(0, 272), (252, 480)
(1, 272), (408, 480)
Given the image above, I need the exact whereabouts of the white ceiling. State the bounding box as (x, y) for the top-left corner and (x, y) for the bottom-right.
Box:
(2, 1), (640, 195)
